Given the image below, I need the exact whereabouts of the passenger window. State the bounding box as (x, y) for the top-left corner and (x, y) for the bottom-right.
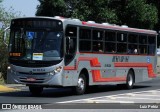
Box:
(80, 29), (91, 39)
(117, 32), (127, 42)
(139, 35), (147, 44)
(128, 34), (138, 43)
(148, 36), (156, 55)
(93, 30), (103, 40)
(93, 41), (103, 52)
(79, 28), (91, 52)
(105, 42), (116, 53)
(117, 43), (127, 53)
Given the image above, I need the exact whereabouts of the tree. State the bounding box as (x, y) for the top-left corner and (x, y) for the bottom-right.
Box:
(36, 0), (119, 24)
(36, 0), (158, 29)
(72, 0), (118, 24)
(36, 0), (69, 17)
(120, 0), (158, 29)
(0, 3), (22, 83)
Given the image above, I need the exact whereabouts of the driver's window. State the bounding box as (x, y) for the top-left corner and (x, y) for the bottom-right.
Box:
(65, 26), (77, 65)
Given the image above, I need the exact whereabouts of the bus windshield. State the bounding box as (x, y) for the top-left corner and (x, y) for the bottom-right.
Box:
(9, 29), (63, 61)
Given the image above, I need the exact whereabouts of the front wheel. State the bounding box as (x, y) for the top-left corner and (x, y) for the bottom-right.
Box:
(29, 86), (43, 96)
(73, 74), (86, 95)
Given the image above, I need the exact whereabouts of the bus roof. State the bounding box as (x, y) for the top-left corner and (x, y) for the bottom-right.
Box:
(12, 16), (158, 35)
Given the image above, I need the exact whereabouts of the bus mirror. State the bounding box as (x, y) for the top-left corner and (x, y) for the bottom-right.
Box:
(3, 27), (10, 46)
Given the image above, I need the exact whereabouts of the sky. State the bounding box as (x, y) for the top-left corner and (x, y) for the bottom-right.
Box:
(2, 0), (40, 16)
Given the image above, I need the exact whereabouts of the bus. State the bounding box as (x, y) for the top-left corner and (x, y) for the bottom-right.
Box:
(4, 16), (157, 95)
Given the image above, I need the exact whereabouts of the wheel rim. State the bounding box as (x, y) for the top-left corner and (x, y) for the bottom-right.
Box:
(77, 77), (85, 91)
(128, 74), (133, 86)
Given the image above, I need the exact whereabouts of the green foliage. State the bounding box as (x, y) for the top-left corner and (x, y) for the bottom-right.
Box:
(36, 0), (68, 17)
(0, 5), (22, 83)
(121, 0), (158, 29)
(71, 0), (119, 24)
(36, 0), (158, 30)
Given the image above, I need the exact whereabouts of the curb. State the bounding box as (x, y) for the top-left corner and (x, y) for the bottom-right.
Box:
(0, 85), (20, 92)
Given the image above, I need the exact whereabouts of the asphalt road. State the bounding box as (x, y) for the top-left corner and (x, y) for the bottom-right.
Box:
(0, 76), (160, 112)
(0, 76), (160, 104)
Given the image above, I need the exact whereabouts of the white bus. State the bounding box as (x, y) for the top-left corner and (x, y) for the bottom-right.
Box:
(5, 16), (157, 95)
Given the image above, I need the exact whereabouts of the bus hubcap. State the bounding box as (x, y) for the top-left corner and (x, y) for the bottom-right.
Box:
(128, 74), (133, 86)
(78, 78), (84, 90)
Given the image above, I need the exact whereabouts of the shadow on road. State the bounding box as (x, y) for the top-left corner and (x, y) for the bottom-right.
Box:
(0, 85), (151, 98)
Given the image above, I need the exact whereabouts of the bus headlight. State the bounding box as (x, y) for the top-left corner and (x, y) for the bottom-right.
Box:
(54, 66), (63, 73)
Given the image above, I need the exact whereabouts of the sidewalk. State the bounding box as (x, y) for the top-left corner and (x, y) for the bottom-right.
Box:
(0, 84), (24, 92)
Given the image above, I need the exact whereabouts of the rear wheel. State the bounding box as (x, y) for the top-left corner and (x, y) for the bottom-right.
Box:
(126, 70), (134, 89)
(73, 74), (86, 95)
(29, 86), (43, 96)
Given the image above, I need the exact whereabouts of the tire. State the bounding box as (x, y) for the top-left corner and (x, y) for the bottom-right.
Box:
(29, 86), (43, 96)
(73, 74), (86, 95)
(126, 70), (134, 89)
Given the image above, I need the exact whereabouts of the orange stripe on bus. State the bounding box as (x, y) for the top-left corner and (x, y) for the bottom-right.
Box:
(64, 57), (126, 82)
(114, 62), (156, 78)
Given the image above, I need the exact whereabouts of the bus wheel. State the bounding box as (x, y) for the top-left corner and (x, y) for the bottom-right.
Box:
(73, 74), (86, 95)
(126, 70), (134, 89)
(29, 86), (43, 96)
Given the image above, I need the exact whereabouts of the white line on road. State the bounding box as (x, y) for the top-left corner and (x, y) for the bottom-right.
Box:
(58, 89), (160, 103)
(84, 99), (134, 103)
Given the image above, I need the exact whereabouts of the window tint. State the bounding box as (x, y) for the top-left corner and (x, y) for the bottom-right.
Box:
(139, 35), (147, 44)
(117, 32), (127, 42)
(128, 34), (138, 43)
(105, 31), (116, 41)
(93, 41), (103, 52)
(128, 44), (138, 54)
(139, 45), (147, 54)
(66, 26), (77, 37)
(65, 26), (77, 65)
(93, 30), (103, 40)
(105, 42), (116, 53)
(148, 36), (156, 55)
(79, 28), (91, 52)
(79, 40), (91, 51)
(80, 29), (91, 39)
(117, 43), (127, 53)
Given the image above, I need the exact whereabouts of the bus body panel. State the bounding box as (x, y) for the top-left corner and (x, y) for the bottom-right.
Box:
(6, 17), (157, 90)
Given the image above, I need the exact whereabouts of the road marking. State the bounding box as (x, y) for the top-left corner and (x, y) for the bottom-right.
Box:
(105, 96), (160, 101)
(85, 100), (134, 103)
(58, 89), (160, 103)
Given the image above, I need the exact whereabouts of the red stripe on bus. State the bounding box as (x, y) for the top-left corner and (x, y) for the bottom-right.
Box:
(64, 57), (101, 70)
(114, 62), (156, 78)
(64, 57), (126, 82)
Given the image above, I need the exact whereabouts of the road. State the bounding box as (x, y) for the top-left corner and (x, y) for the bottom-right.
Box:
(0, 76), (160, 110)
